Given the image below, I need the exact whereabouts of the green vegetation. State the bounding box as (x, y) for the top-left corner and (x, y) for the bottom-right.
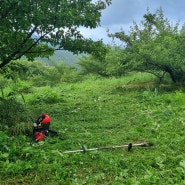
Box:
(0, 0), (111, 68)
(1, 3), (185, 184)
(109, 8), (185, 84)
(78, 46), (125, 77)
(79, 8), (185, 84)
(1, 70), (185, 184)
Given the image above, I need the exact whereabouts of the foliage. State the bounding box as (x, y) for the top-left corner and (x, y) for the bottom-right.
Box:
(0, 0), (111, 68)
(0, 60), (30, 81)
(109, 8), (185, 84)
(0, 96), (28, 130)
(0, 131), (11, 156)
(1, 73), (185, 184)
(27, 60), (82, 86)
(78, 46), (126, 77)
(104, 46), (126, 76)
(0, 75), (8, 98)
(0, 76), (31, 134)
(49, 61), (83, 83)
(78, 55), (107, 76)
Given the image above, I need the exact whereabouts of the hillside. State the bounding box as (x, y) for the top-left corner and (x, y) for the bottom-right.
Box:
(37, 50), (80, 66)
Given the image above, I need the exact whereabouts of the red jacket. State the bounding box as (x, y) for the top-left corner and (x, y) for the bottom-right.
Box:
(41, 114), (51, 124)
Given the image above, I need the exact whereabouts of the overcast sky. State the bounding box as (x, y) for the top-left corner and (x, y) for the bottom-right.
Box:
(79, 0), (185, 44)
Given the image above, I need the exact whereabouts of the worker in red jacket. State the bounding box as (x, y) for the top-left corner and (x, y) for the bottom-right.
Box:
(33, 114), (51, 141)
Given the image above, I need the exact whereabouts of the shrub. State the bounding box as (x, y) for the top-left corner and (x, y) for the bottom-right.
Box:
(0, 97), (28, 133)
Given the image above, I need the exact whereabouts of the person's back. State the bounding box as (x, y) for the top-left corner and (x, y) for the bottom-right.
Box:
(33, 114), (51, 141)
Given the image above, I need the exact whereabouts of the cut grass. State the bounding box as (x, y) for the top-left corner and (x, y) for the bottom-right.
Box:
(1, 73), (185, 184)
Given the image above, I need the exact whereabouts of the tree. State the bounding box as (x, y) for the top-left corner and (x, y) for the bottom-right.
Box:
(104, 46), (126, 76)
(78, 46), (126, 77)
(109, 8), (185, 83)
(78, 55), (107, 76)
(0, 0), (111, 68)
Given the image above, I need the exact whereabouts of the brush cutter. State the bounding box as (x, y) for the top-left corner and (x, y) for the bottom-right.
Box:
(63, 142), (154, 154)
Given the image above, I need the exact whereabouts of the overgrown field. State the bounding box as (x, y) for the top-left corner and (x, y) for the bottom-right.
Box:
(1, 73), (185, 185)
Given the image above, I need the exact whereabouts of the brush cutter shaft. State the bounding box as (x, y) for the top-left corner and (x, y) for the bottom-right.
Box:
(63, 142), (154, 154)
(63, 148), (98, 153)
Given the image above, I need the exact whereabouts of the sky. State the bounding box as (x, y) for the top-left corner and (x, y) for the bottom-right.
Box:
(79, 0), (185, 44)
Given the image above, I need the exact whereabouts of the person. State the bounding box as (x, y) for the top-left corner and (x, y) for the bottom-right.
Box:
(33, 114), (51, 142)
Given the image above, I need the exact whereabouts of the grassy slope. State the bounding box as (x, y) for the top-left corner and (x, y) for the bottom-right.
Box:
(1, 73), (185, 185)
